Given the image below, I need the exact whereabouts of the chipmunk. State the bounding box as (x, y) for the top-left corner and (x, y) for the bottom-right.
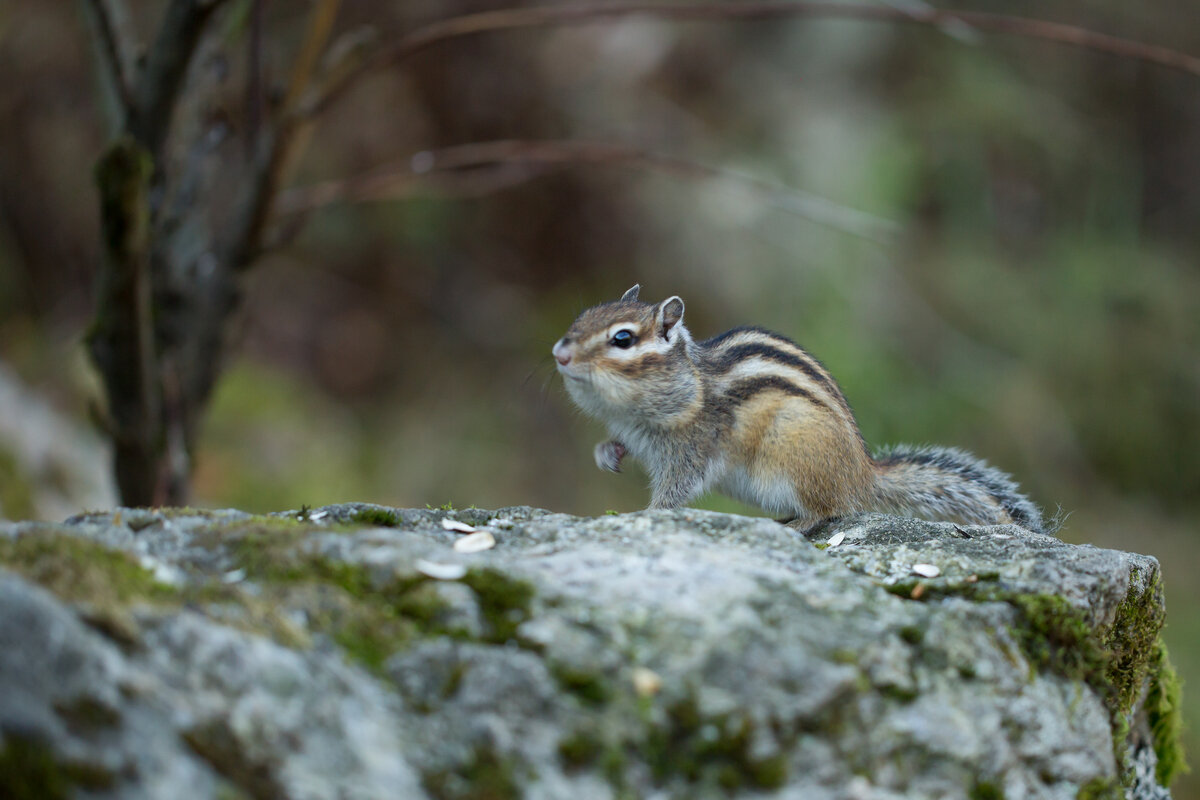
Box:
(552, 285), (1044, 532)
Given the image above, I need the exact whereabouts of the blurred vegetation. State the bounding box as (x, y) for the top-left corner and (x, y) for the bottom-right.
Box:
(0, 0), (1198, 794)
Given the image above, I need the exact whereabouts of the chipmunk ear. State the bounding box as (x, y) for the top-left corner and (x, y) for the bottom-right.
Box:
(656, 296), (685, 340)
(619, 284), (641, 302)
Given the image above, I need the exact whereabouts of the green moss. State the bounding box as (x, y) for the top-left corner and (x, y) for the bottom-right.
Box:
(183, 719), (285, 800)
(0, 735), (117, 797)
(220, 526), (457, 671)
(1009, 595), (1108, 686)
(59, 760), (117, 791)
(53, 696), (122, 735)
(1001, 572), (1187, 788)
(0, 526), (318, 653)
(880, 559), (1182, 790)
(329, 620), (406, 672)
(558, 730), (605, 770)
(831, 648), (859, 664)
(0, 532), (179, 606)
(350, 507), (401, 527)
(601, 745), (629, 790)
(440, 661), (468, 700)
(551, 663), (612, 705)
(422, 747), (520, 800)
(1146, 641), (1188, 786)
(1076, 776), (1123, 800)
(215, 784), (255, 800)
(969, 780), (1005, 800)
(880, 684), (919, 703)
(1103, 576), (1166, 713)
(0, 737), (71, 800)
(643, 695), (788, 791)
(217, 524), (541, 666)
(884, 580), (922, 598)
(459, 568), (535, 645)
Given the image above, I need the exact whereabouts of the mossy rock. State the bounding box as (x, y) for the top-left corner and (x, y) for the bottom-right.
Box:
(0, 505), (1183, 799)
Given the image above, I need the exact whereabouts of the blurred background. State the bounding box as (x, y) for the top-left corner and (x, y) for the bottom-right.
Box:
(1, 0), (1197, 793)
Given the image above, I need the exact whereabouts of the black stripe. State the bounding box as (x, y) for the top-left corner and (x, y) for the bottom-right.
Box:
(724, 376), (831, 412)
(713, 343), (842, 399)
(700, 325), (776, 350)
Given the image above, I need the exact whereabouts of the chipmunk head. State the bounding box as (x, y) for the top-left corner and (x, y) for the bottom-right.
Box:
(553, 285), (697, 423)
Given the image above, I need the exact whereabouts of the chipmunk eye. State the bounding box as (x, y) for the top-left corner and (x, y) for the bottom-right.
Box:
(610, 330), (635, 349)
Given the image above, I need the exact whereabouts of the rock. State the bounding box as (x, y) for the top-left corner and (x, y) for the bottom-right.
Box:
(0, 363), (116, 521)
(0, 505), (1184, 799)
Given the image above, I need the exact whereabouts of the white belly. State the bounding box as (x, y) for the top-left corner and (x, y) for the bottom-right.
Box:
(716, 466), (802, 516)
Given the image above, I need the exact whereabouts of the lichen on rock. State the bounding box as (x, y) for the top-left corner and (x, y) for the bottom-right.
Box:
(0, 504), (1184, 799)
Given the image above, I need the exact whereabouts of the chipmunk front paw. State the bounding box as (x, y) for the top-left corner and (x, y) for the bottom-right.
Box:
(594, 440), (626, 473)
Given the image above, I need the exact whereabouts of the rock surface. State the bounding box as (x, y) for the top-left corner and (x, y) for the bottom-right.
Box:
(0, 505), (1184, 800)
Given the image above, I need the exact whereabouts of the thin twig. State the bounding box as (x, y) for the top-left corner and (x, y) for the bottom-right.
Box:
(276, 139), (900, 243)
(282, 0), (342, 115)
(78, 0), (136, 126)
(246, 0), (265, 158)
(305, 1), (1200, 118)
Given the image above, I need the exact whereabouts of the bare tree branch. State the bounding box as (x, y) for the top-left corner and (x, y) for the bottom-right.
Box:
(78, 0), (136, 129)
(276, 139), (900, 243)
(131, 0), (233, 156)
(87, 137), (163, 505)
(305, 1), (1200, 118)
(224, 0), (343, 270)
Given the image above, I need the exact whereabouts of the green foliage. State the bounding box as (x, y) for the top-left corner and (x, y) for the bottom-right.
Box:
(202, 367), (373, 512)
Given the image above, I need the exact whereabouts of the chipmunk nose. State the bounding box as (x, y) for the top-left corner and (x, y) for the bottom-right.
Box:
(553, 338), (572, 366)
